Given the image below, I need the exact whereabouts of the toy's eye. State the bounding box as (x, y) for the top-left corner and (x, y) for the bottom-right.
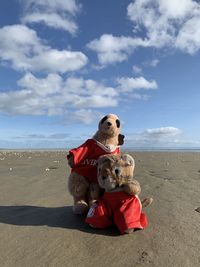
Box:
(101, 116), (108, 124)
(116, 119), (120, 128)
(102, 176), (106, 180)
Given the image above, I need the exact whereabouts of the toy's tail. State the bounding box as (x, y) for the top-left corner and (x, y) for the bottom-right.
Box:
(141, 197), (153, 208)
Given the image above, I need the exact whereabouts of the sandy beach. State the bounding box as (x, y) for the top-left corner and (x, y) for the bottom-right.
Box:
(0, 150), (200, 267)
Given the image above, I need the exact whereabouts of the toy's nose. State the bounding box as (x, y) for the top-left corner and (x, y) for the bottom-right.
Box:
(107, 121), (112, 126)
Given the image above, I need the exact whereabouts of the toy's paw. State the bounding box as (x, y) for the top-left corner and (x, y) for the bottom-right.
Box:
(122, 180), (141, 195)
(67, 153), (74, 167)
(124, 228), (135, 234)
(73, 201), (89, 215)
(141, 197), (153, 208)
(89, 199), (98, 207)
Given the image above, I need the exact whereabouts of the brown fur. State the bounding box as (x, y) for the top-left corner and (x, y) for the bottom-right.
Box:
(97, 154), (153, 208)
(67, 114), (124, 215)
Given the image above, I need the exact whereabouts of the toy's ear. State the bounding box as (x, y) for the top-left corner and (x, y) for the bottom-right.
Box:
(118, 134), (125, 145)
(121, 154), (135, 167)
(98, 154), (113, 166)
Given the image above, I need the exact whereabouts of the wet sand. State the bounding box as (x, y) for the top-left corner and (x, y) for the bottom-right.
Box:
(0, 150), (200, 267)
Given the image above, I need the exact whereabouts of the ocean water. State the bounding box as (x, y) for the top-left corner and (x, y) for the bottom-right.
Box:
(1, 147), (200, 152)
(122, 147), (200, 152)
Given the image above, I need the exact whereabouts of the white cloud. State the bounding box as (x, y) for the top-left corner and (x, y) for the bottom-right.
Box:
(0, 73), (119, 116)
(132, 65), (142, 74)
(21, 0), (80, 34)
(73, 95), (117, 108)
(22, 0), (79, 15)
(0, 24), (88, 73)
(16, 133), (71, 139)
(117, 76), (158, 92)
(87, 34), (147, 65)
(125, 126), (182, 148)
(175, 16), (200, 54)
(144, 127), (181, 138)
(17, 72), (63, 96)
(127, 0), (200, 52)
(88, 0), (200, 65)
(22, 13), (78, 35)
(144, 59), (160, 67)
(69, 109), (102, 124)
(0, 72), (157, 119)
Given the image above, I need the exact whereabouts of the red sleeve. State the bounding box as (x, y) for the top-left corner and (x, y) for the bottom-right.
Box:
(69, 139), (93, 166)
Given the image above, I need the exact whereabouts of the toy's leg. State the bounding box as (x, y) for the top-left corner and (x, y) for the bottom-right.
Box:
(73, 197), (89, 215)
(124, 229), (135, 234)
(85, 201), (112, 229)
(141, 197), (153, 208)
(88, 182), (102, 207)
(68, 172), (89, 215)
(125, 198), (152, 234)
(115, 196), (148, 234)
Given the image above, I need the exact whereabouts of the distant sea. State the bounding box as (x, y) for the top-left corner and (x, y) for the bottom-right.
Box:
(1, 147), (200, 152)
(122, 147), (200, 152)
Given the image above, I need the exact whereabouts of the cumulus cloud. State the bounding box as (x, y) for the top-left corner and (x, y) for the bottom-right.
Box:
(21, 0), (80, 34)
(128, 0), (200, 53)
(0, 24), (87, 73)
(88, 0), (200, 65)
(0, 72), (157, 120)
(0, 73), (118, 116)
(125, 127), (182, 148)
(117, 76), (158, 92)
(69, 109), (102, 124)
(87, 34), (147, 65)
(175, 16), (200, 54)
(143, 127), (181, 139)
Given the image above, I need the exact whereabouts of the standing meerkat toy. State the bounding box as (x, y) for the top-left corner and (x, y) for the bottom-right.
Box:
(67, 114), (125, 215)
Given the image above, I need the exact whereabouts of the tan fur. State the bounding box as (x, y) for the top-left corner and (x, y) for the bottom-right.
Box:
(97, 154), (153, 208)
(67, 114), (124, 215)
(93, 114), (121, 147)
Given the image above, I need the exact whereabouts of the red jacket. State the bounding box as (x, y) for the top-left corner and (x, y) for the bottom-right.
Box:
(69, 139), (120, 183)
(85, 191), (148, 234)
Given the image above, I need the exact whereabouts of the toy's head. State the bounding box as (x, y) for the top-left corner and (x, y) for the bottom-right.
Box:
(97, 154), (135, 192)
(98, 114), (121, 138)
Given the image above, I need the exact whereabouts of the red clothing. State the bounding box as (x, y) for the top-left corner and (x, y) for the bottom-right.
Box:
(69, 139), (120, 182)
(85, 191), (148, 234)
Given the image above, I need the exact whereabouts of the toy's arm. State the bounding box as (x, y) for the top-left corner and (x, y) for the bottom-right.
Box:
(67, 139), (92, 168)
(122, 179), (141, 195)
(67, 153), (74, 167)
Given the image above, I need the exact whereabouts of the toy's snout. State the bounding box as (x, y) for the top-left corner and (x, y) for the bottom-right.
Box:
(113, 167), (124, 186)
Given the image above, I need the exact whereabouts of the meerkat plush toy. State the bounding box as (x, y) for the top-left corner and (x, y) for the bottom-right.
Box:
(67, 114), (125, 215)
(85, 154), (153, 234)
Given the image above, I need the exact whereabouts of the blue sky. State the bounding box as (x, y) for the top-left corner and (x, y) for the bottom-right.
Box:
(0, 0), (200, 149)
